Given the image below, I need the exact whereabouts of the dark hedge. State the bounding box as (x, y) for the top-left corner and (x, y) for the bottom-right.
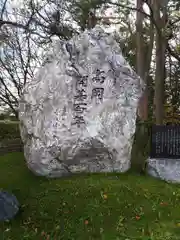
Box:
(0, 122), (21, 141)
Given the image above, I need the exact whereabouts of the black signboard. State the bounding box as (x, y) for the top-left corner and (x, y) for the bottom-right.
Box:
(150, 125), (180, 159)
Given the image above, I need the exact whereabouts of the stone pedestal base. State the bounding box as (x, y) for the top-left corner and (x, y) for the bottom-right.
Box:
(147, 158), (180, 183)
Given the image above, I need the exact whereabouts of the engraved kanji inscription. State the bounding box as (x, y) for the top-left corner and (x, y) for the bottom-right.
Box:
(150, 125), (180, 159)
(92, 69), (106, 84)
(73, 103), (87, 113)
(91, 87), (104, 100)
(72, 73), (88, 127)
(74, 89), (87, 101)
(76, 75), (88, 87)
(73, 115), (85, 127)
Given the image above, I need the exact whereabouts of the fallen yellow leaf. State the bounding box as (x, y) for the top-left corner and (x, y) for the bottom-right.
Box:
(103, 194), (108, 199)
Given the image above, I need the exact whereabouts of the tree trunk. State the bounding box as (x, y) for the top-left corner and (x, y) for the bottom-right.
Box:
(154, 0), (168, 125)
(136, 0), (146, 120)
(136, 0), (154, 121)
(136, 0), (145, 79)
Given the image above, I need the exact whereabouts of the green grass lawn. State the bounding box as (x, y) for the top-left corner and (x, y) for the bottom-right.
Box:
(1, 153), (180, 239)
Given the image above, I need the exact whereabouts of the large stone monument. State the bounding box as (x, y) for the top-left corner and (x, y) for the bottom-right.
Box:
(19, 26), (145, 177)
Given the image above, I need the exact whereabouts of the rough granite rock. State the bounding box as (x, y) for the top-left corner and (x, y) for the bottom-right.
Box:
(0, 191), (19, 221)
(147, 158), (180, 183)
(19, 26), (145, 177)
